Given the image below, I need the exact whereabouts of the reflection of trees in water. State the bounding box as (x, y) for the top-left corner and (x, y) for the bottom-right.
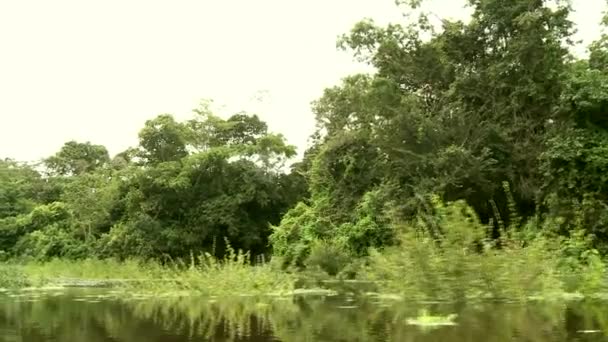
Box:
(1, 291), (608, 342)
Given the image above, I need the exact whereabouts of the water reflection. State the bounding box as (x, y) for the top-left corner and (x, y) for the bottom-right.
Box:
(1, 288), (607, 341)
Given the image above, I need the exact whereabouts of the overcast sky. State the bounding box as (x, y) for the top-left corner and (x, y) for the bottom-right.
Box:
(0, 0), (605, 162)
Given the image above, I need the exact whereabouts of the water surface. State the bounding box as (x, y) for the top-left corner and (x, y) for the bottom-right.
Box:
(1, 288), (607, 341)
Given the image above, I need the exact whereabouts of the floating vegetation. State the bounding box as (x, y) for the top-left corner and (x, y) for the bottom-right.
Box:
(406, 309), (458, 329)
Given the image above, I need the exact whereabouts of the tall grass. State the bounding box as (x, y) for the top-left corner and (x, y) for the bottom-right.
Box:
(360, 200), (607, 302)
(165, 246), (295, 296)
(10, 245), (295, 296)
(22, 258), (168, 289)
(0, 263), (30, 288)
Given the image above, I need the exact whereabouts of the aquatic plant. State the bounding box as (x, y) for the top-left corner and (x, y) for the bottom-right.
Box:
(406, 309), (458, 329)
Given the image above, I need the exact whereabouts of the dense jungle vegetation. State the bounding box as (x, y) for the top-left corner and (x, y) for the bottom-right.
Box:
(2, 0), (608, 300)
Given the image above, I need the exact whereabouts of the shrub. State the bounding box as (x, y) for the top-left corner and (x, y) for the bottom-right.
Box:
(304, 239), (350, 276)
(13, 225), (89, 261)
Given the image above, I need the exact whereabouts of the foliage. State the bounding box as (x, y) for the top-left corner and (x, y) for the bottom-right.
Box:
(361, 200), (605, 302)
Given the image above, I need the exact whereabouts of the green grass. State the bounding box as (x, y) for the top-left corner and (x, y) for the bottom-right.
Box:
(2, 249), (295, 297)
(24, 258), (165, 283)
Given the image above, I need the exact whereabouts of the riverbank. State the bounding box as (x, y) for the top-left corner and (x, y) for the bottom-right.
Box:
(2, 225), (607, 302)
(0, 254), (297, 297)
(2, 257), (607, 303)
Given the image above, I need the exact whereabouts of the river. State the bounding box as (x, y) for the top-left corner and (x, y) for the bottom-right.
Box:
(1, 287), (607, 341)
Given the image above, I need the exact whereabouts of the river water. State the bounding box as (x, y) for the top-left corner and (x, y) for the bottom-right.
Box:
(1, 288), (607, 341)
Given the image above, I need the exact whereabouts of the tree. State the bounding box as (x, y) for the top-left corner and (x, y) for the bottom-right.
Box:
(99, 105), (301, 259)
(0, 159), (40, 218)
(60, 170), (120, 241)
(137, 114), (189, 165)
(537, 10), (608, 251)
(271, 0), (588, 265)
(44, 141), (110, 176)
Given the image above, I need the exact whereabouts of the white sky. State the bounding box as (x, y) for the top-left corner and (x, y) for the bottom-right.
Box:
(0, 0), (605, 162)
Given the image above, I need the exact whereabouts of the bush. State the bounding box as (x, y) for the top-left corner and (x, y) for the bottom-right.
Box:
(304, 239), (350, 276)
(270, 189), (395, 270)
(13, 225), (89, 261)
(557, 228), (607, 294)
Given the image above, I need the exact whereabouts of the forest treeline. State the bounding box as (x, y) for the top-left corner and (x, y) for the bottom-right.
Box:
(2, 0), (608, 271)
